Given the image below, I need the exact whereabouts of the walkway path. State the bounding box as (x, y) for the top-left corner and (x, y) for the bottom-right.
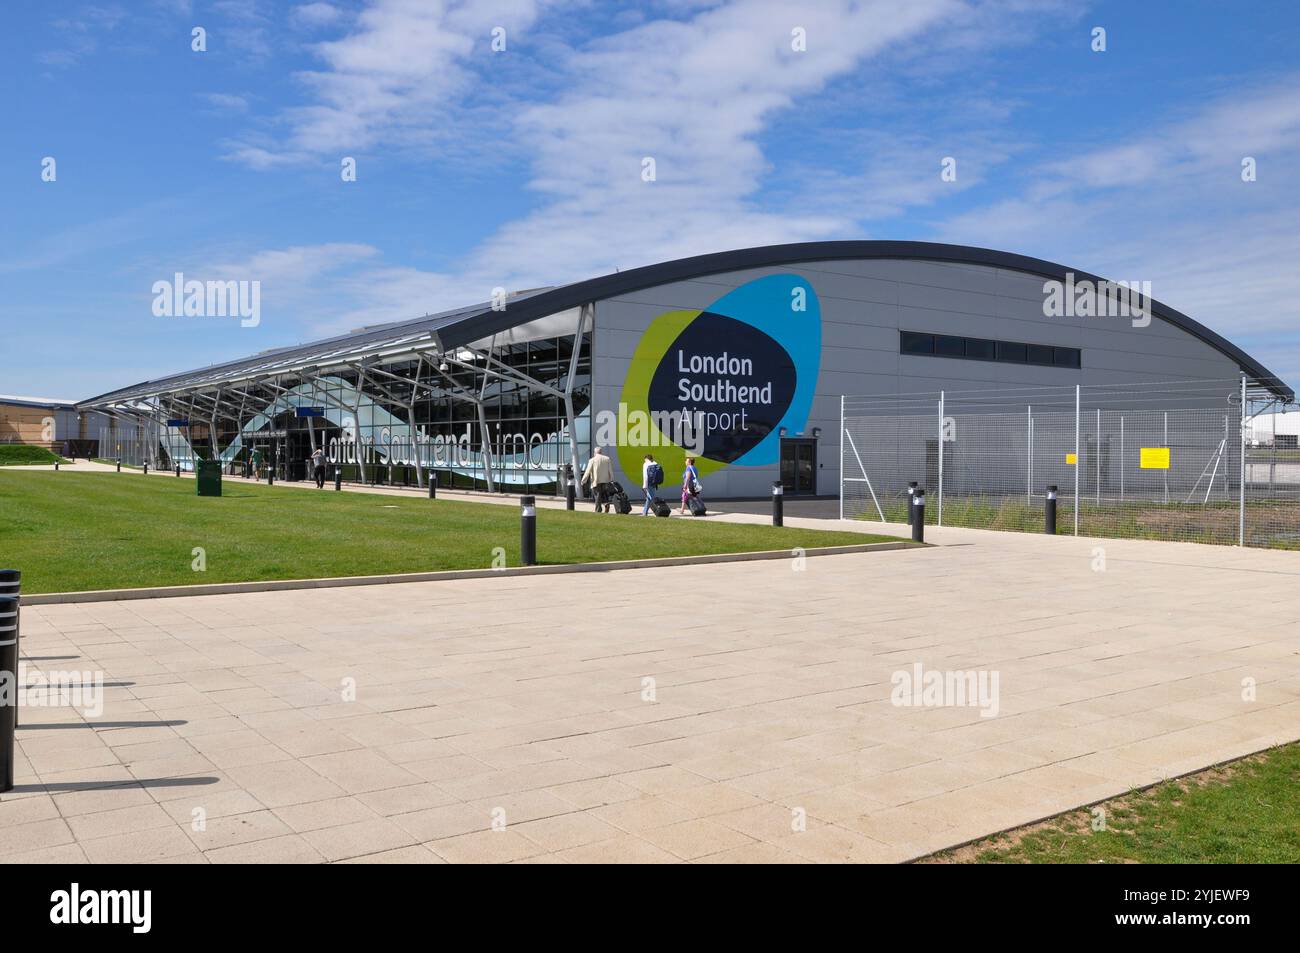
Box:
(5, 506), (1298, 862)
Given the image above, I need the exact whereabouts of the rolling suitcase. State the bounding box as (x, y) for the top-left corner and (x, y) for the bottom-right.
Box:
(650, 497), (671, 518)
(609, 482), (632, 514)
(686, 494), (707, 517)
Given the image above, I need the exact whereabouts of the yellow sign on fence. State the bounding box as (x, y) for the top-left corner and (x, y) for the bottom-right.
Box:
(1065, 453), (1077, 465)
(1140, 447), (1170, 470)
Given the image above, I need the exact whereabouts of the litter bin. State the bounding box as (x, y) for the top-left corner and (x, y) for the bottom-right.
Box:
(196, 460), (223, 497)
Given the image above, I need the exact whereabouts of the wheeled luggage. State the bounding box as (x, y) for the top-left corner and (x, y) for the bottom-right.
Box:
(650, 497), (671, 517)
(686, 494), (707, 517)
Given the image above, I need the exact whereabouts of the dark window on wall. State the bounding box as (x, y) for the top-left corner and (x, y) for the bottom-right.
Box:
(1026, 344), (1054, 366)
(934, 335), (965, 357)
(1054, 347), (1082, 368)
(997, 341), (1028, 363)
(900, 331), (1080, 370)
(900, 331), (934, 355)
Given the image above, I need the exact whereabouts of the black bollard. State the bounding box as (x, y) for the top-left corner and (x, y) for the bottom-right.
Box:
(54, 461), (59, 471)
(427, 471), (437, 499)
(520, 495), (537, 566)
(116, 460), (121, 472)
(1045, 485), (1058, 535)
(335, 466), (343, 492)
(0, 570), (19, 599)
(176, 464), (181, 478)
(1, 593), (18, 792)
(143, 462), (149, 475)
(771, 481), (784, 527)
(911, 488), (926, 543)
(564, 465), (576, 511)
(906, 481), (918, 526)
(267, 466), (274, 486)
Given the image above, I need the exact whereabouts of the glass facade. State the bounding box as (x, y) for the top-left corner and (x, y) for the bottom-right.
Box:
(160, 330), (592, 492)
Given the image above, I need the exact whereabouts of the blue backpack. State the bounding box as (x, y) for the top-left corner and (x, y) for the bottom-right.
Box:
(647, 462), (664, 487)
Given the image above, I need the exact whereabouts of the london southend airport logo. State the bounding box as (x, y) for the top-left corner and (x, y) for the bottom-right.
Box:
(615, 274), (821, 482)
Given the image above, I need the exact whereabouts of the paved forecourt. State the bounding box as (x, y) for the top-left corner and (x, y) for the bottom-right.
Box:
(3, 502), (1299, 863)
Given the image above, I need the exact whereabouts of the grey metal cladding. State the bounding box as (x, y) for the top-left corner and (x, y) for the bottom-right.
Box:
(80, 241), (1291, 405)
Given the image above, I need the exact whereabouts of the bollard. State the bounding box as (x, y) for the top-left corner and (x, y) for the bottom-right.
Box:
(564, 465), (576, 511)
(520, 495), (537, 566)
(1045, 485), (1058, 535)
(0, 569), (19, 599)
(143, 462), (149, 475)
(267, 466), (274, 486)
(176, 464), (181, 478)
(116, 460), (121, 473)
(54, 461), (59, 471)
(1, 593), (18, 792)
(906, 482), (918, 526)
(771, 481), (784, 527)
(911, 488), (925, 543)
(428, 471), (437, 499)
(335, 466), (343, 492)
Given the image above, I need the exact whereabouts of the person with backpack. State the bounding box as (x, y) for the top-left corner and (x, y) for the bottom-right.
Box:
(680, 456), (703, 515)
(641, 454), (664, 515)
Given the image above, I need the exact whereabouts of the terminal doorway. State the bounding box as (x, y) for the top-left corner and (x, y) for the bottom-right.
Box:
(780, 437), (817, 494)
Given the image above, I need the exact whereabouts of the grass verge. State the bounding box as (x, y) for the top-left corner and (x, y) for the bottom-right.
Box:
(0, 445), (66, 466)
(0, 470), (896, 593)
(924, 743), (1300, 863)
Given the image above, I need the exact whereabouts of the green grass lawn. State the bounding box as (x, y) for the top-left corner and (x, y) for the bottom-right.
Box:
(0, 444), (66, 466)
(929, 743), (1300, 864)
(0, 470), (894, 593)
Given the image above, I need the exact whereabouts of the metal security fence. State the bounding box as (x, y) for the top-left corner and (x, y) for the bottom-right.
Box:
(840, 378), (1300, 549)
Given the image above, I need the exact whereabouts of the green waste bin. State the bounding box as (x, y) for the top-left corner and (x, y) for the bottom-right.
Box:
(196, 460), (223, 497)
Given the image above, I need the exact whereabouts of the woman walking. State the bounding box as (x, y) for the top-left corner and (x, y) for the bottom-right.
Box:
(679, 456), (701, 515)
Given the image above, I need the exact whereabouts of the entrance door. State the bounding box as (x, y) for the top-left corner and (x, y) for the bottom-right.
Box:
(779, 438), (817, 494)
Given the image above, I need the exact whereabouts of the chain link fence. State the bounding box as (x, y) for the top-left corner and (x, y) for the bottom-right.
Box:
(841, 378), (1300, 549)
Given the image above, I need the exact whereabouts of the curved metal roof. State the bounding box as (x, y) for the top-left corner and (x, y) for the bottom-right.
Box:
(80, 241), (1292, 405)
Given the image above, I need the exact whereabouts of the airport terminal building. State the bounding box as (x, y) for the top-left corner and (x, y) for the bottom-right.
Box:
(78, 241), (1291, 498)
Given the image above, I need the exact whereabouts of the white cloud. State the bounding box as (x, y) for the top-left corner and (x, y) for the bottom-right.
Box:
(935, 78), (1300, 381)
(290, 2), (344, 29)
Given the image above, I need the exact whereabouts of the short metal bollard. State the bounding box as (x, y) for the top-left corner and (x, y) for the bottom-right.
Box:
(1, 593), (19, 793)
(906, 482), (918, 526)
(267, 466), (274, 486)
(116, 460), (121, 472)
(427, 471), (437, 499)
(564, 465), (576, 511)
(520, 495), (537, 565)
(54, 461), (59, 471)
(911, 488), (926, 543)
(143, 462), (149, 475)
(1045, 485), (1058, 535)
(0, 570), (19, 599)
(335, 467), (343, 492)
(771, 481), (784, 527)
(176, 464), (181, 478)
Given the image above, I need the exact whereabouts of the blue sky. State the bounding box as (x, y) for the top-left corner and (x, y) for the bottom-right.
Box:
(4, 0), (1300, 400)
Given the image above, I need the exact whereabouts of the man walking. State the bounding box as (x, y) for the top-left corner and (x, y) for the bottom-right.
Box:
(580, 446), (615, 513)
(641, 453), (663, 515)
(310, 447), (326, 488)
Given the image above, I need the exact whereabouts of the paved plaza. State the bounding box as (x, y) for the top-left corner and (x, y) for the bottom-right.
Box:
(4, 510), (1299, 863)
